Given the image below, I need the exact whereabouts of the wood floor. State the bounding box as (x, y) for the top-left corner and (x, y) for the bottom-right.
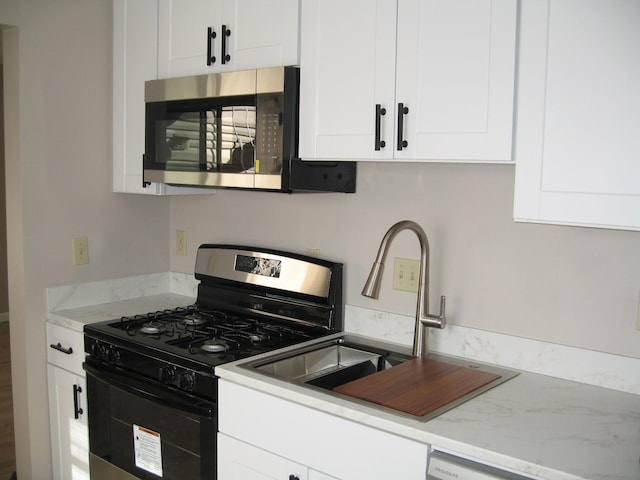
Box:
(0, 322), (16, 479)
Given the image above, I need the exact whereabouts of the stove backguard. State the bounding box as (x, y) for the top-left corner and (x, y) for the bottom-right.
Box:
(193, 244), (344, 332)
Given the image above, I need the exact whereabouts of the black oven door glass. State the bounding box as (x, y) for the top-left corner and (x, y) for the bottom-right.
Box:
(85, 362), (216, 480)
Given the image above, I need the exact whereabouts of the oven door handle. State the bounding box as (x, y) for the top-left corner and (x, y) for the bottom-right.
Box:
(83, 361), (216, 418)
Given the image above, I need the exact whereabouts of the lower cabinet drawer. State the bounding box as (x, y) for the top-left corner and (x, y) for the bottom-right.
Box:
(46, 322), (85, 375)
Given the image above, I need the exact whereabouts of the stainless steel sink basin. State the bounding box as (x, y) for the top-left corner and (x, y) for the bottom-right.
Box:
(240, 333), (519, 421)
(253, 341), (409, 389)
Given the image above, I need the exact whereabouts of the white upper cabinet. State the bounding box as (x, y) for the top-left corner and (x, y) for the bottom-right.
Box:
(157, 0), (300, 79)
(299, 0), (518, 162)
(114, 0), (211, 195)
(513, 0), (640, 231)
(115, 0), (296, 194)
(113, 0), (161, 194)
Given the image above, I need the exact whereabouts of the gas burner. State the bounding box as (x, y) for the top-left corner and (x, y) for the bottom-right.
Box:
(140, 321), (165, 335)
(182, 315), (206, 326)
(247, 332), (268, 343)
(200, 339), (227, 353)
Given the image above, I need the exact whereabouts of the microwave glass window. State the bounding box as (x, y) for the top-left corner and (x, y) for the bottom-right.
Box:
(156, 106), (258, 174)
(158, 112), (201, 171)
(216, 106), (256, 172)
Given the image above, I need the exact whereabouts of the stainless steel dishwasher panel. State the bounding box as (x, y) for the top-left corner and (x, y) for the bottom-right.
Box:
(428, 451), (534, 480)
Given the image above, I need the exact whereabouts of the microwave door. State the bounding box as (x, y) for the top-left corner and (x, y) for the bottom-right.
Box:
(218, 105), (256, 173)
(161, 111), (205, 172)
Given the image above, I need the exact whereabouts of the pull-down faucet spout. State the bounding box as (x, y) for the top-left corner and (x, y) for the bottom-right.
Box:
(361, 220), (446, 357)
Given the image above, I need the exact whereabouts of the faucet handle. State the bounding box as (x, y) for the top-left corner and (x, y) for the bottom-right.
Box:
(422, 295), (446, 329)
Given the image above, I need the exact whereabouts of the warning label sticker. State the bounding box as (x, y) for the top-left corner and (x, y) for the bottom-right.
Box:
(133, 424), (163, 477)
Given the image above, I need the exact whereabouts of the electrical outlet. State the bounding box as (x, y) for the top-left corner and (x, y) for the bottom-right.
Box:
(176, 230), (187, 256)
(305, 248), (321, 257)
(393, 257), (419, 293)
(72, 236), (89, 265)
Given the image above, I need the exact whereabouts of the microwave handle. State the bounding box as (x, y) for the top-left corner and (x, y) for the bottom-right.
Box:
(207, 27), (217, 66)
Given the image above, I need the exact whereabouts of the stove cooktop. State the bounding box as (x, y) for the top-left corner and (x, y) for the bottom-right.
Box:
(96, 305), (315, 362)
(83, 244), (345, 399)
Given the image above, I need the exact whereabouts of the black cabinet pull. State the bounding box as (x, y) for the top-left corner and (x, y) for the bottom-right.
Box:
(50, 343), (73, 355)
(397, 102), (409, 150)
(288, 476), (300, 480)
(375, 104), (387, 151)
(221, 25), (231, 64)
(207, 26), (217, 65)
(73, 384), (83, 419)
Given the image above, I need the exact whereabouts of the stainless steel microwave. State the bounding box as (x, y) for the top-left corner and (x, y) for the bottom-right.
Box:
(144, 66), (356, 193)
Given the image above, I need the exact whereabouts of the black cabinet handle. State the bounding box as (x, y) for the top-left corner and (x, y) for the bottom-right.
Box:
(50, 343), (73, 355)
(397, 102), (409, 150)
(288, 476), (300, 480)
(221, 25), (231, 64)
(207, 27), (217, 65)
(375, 104), (387, 151)
(73, 384), (84, 419)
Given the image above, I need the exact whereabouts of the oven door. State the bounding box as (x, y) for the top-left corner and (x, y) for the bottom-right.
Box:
(84, 360), (216, 480)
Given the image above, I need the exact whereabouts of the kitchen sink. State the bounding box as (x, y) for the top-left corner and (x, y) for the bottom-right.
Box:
(253, 340), (410, 390)
(241, 333), (519, 421)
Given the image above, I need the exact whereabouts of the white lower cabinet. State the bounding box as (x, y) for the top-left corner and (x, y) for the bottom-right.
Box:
(219, 434), (340, 480)
(218, 380), (429, 480)
(218, 433), (309, 480)
(46, 323), (89, 480)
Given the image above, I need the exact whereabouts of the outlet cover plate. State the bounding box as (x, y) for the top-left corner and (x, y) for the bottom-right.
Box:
(176, 230), (187, 256)
(72, 236), (89, 266)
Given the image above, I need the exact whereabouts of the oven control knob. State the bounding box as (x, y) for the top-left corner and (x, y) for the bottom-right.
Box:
(109, 348), (121, 363)
(180, 373), (195, 391)
(93, 343), (108, 360)
(160, 366), (176, 384)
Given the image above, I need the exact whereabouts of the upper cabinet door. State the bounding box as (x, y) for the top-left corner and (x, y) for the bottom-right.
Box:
(113, 0), (162, 194)
(513, 0), (640, 231)
(299, 0), (397, 160)
(157, 0), (220, 78)
(158, 0), (300, 79)
(395, 0), (517, 161)
(299, 0), (518, 162)
(221, 0), (300, 71)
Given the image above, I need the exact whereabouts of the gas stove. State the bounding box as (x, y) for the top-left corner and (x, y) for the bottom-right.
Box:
(83, 244), (344, 400)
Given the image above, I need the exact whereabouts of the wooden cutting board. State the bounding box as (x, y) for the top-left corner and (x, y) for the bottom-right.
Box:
(333, 358), (501, 417)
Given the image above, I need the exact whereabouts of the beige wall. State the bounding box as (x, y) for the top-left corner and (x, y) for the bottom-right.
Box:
(170, 162), (640, 359)
(1, 1), (170, 478)
(0, 65), (8, 314)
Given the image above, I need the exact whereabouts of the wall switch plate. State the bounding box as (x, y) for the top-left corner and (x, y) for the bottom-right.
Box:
(393, 257), (419, 293)
(176, 230), (187, 256)
(72, 236), (89, 265)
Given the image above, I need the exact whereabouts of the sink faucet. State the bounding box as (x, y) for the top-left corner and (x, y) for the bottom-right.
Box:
(361, 220), (446, 358)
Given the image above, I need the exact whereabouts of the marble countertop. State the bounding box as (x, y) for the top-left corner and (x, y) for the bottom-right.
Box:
(47, 292), (195, 331)
(45, 274), (640, 480)
(216, 333), (640, 480)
